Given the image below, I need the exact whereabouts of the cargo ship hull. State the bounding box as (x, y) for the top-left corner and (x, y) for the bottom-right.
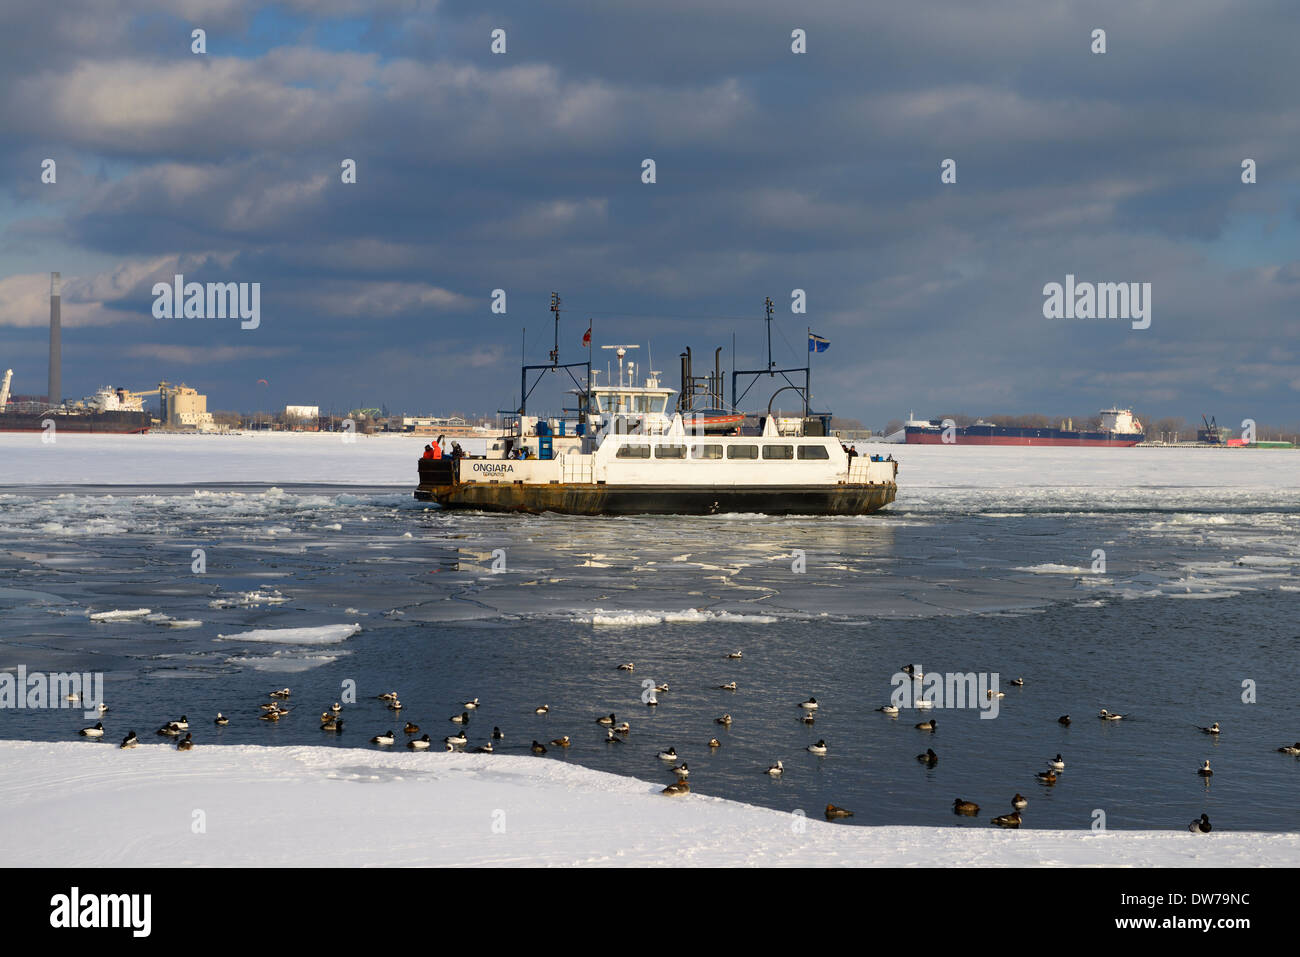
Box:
(0, 411), (150, 434)
(904, 426), (1142, 447)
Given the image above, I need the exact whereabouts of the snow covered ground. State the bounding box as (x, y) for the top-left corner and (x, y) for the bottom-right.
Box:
(2, 741), (1293, 867)
(0, 430), (1296, 491)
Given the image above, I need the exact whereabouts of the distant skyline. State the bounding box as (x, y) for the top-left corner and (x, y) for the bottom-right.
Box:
(2, 1), (1298, 428)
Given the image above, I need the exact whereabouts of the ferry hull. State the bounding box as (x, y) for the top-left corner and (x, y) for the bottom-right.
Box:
(415, 460), (894, 515)
(416, 481), (895, 515)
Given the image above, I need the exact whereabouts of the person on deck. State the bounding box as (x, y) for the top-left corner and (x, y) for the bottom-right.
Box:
(421, 444), (436, 460)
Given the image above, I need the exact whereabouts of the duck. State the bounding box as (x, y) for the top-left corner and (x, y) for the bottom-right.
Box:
(320, 716), (340, 731)
(258, 709), (287, 721)
(987, 689), (1005, 699)
(444, 731), (468, 747)
(596, 714), (616, 725)
(953, 798), (980, 816)
(176, 733), (195, 751)
(449, 712), (469, 724)
(707, 737), (721, 748)
(1048, 754), (1065, 770)
(1189, 813), (1212, 834)
(669, 763), (689, 778)
(1058, 715), (1071, 726)
(876, 705), (899, 715)
(550, 736), (571, 748)
(604, 730), (623, 744)
(661, 780), (690, 796)
(76, 721), (104, 738)
(655, 683), (670, 693)
(370, 731), (395, 746)
(613, 722), (630, 734)
(120, 731), (139, 749)
(377, 691), (398, 702)
(534, 705), (549, 714)
(1012, 793), (1028, 808)
(765, 760), (784, 776)
(404, 722), (420, 734)
(65, 692), (80, 703)
(259, 702), (281, 711)
(799, 711), (816, 724)
(471, 742), (495, 754)
(915, 719), (936, 731)
(407, 734), (432, 750)
(1036, 770), (1057, 784)
(268, 688), (291, 699)
(492, 727), (505, 739)
(97, 703), (109, 713)
(917, 748), (938, 766)
(657, 747), (679, 761)
(1098, 709), (1125, 720)
(824, 804), (854, 820)
(331, 702), (342, 712)
(530, 740), (547, 754)
(320, 711), (334, 723)
(645, 694), (659, 707)
(170, 716), (189, 730)
(716, 682), (737, 691)
(387, 699), (403, 711)
(214, 713), (229, 726)
(463, 698), (479, 710)
(992, 810), (1021, 829)
(727, 651), (743, 659)
(1198, 722), (1221, 735)
(156, 723), (181, 737)
(715, 714), (732, 726)
(1009, 677), (1024, 686)
(617, 662), (635, 672)
(797, 697), (819, 710)
(1197, 760), (1213, 777)
(901, 664), (922, 678)
(1277, 742), (1300, 754)
(807, 740), (828, 755)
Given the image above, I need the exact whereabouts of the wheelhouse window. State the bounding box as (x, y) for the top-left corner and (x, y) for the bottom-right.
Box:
(616, 444), (651, 458)
(691, 444), (723, 460)
(797, 445), (830, 460)
(762, 445), (794, 460)
(655, 444), (687, 458)
(727, 445), (759, 459)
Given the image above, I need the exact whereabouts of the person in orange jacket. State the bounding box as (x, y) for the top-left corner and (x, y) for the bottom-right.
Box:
(422, 443), (441, 460)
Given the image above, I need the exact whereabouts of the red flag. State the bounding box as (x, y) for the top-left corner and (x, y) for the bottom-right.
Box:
(582, 326), (591, 347)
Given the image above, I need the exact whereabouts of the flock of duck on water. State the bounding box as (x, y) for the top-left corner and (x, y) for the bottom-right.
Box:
(72, 661), (1300, 832)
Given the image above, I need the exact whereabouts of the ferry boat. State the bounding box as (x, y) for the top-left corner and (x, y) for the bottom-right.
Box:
(415, 304), (897, 515)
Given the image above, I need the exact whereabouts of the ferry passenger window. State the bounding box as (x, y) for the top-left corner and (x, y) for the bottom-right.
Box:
(762, 445), (794, 460)
(691, 445), (723, 459)
(797, 445), (830, 460)
(655, 445), (686, 458)
(727, 445), (759, 459)
(616, 444), (651, 458)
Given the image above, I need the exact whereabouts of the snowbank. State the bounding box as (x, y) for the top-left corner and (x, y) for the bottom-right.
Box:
(1, 741), (1293, 867)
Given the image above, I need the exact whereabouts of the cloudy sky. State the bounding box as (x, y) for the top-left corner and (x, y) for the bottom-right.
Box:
(1, 0), (1297, 427)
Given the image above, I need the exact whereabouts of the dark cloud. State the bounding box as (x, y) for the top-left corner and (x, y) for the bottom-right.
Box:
(1, 0), (1297, 426)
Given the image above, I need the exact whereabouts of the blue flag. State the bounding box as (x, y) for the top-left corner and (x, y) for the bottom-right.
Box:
(809, 333), (829, 353)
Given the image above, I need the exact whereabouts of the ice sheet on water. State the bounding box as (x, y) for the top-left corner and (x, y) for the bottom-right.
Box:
(216, 623), (361, 645)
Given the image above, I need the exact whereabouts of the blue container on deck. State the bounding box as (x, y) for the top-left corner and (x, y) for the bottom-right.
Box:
(539, 436), (553, 460)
